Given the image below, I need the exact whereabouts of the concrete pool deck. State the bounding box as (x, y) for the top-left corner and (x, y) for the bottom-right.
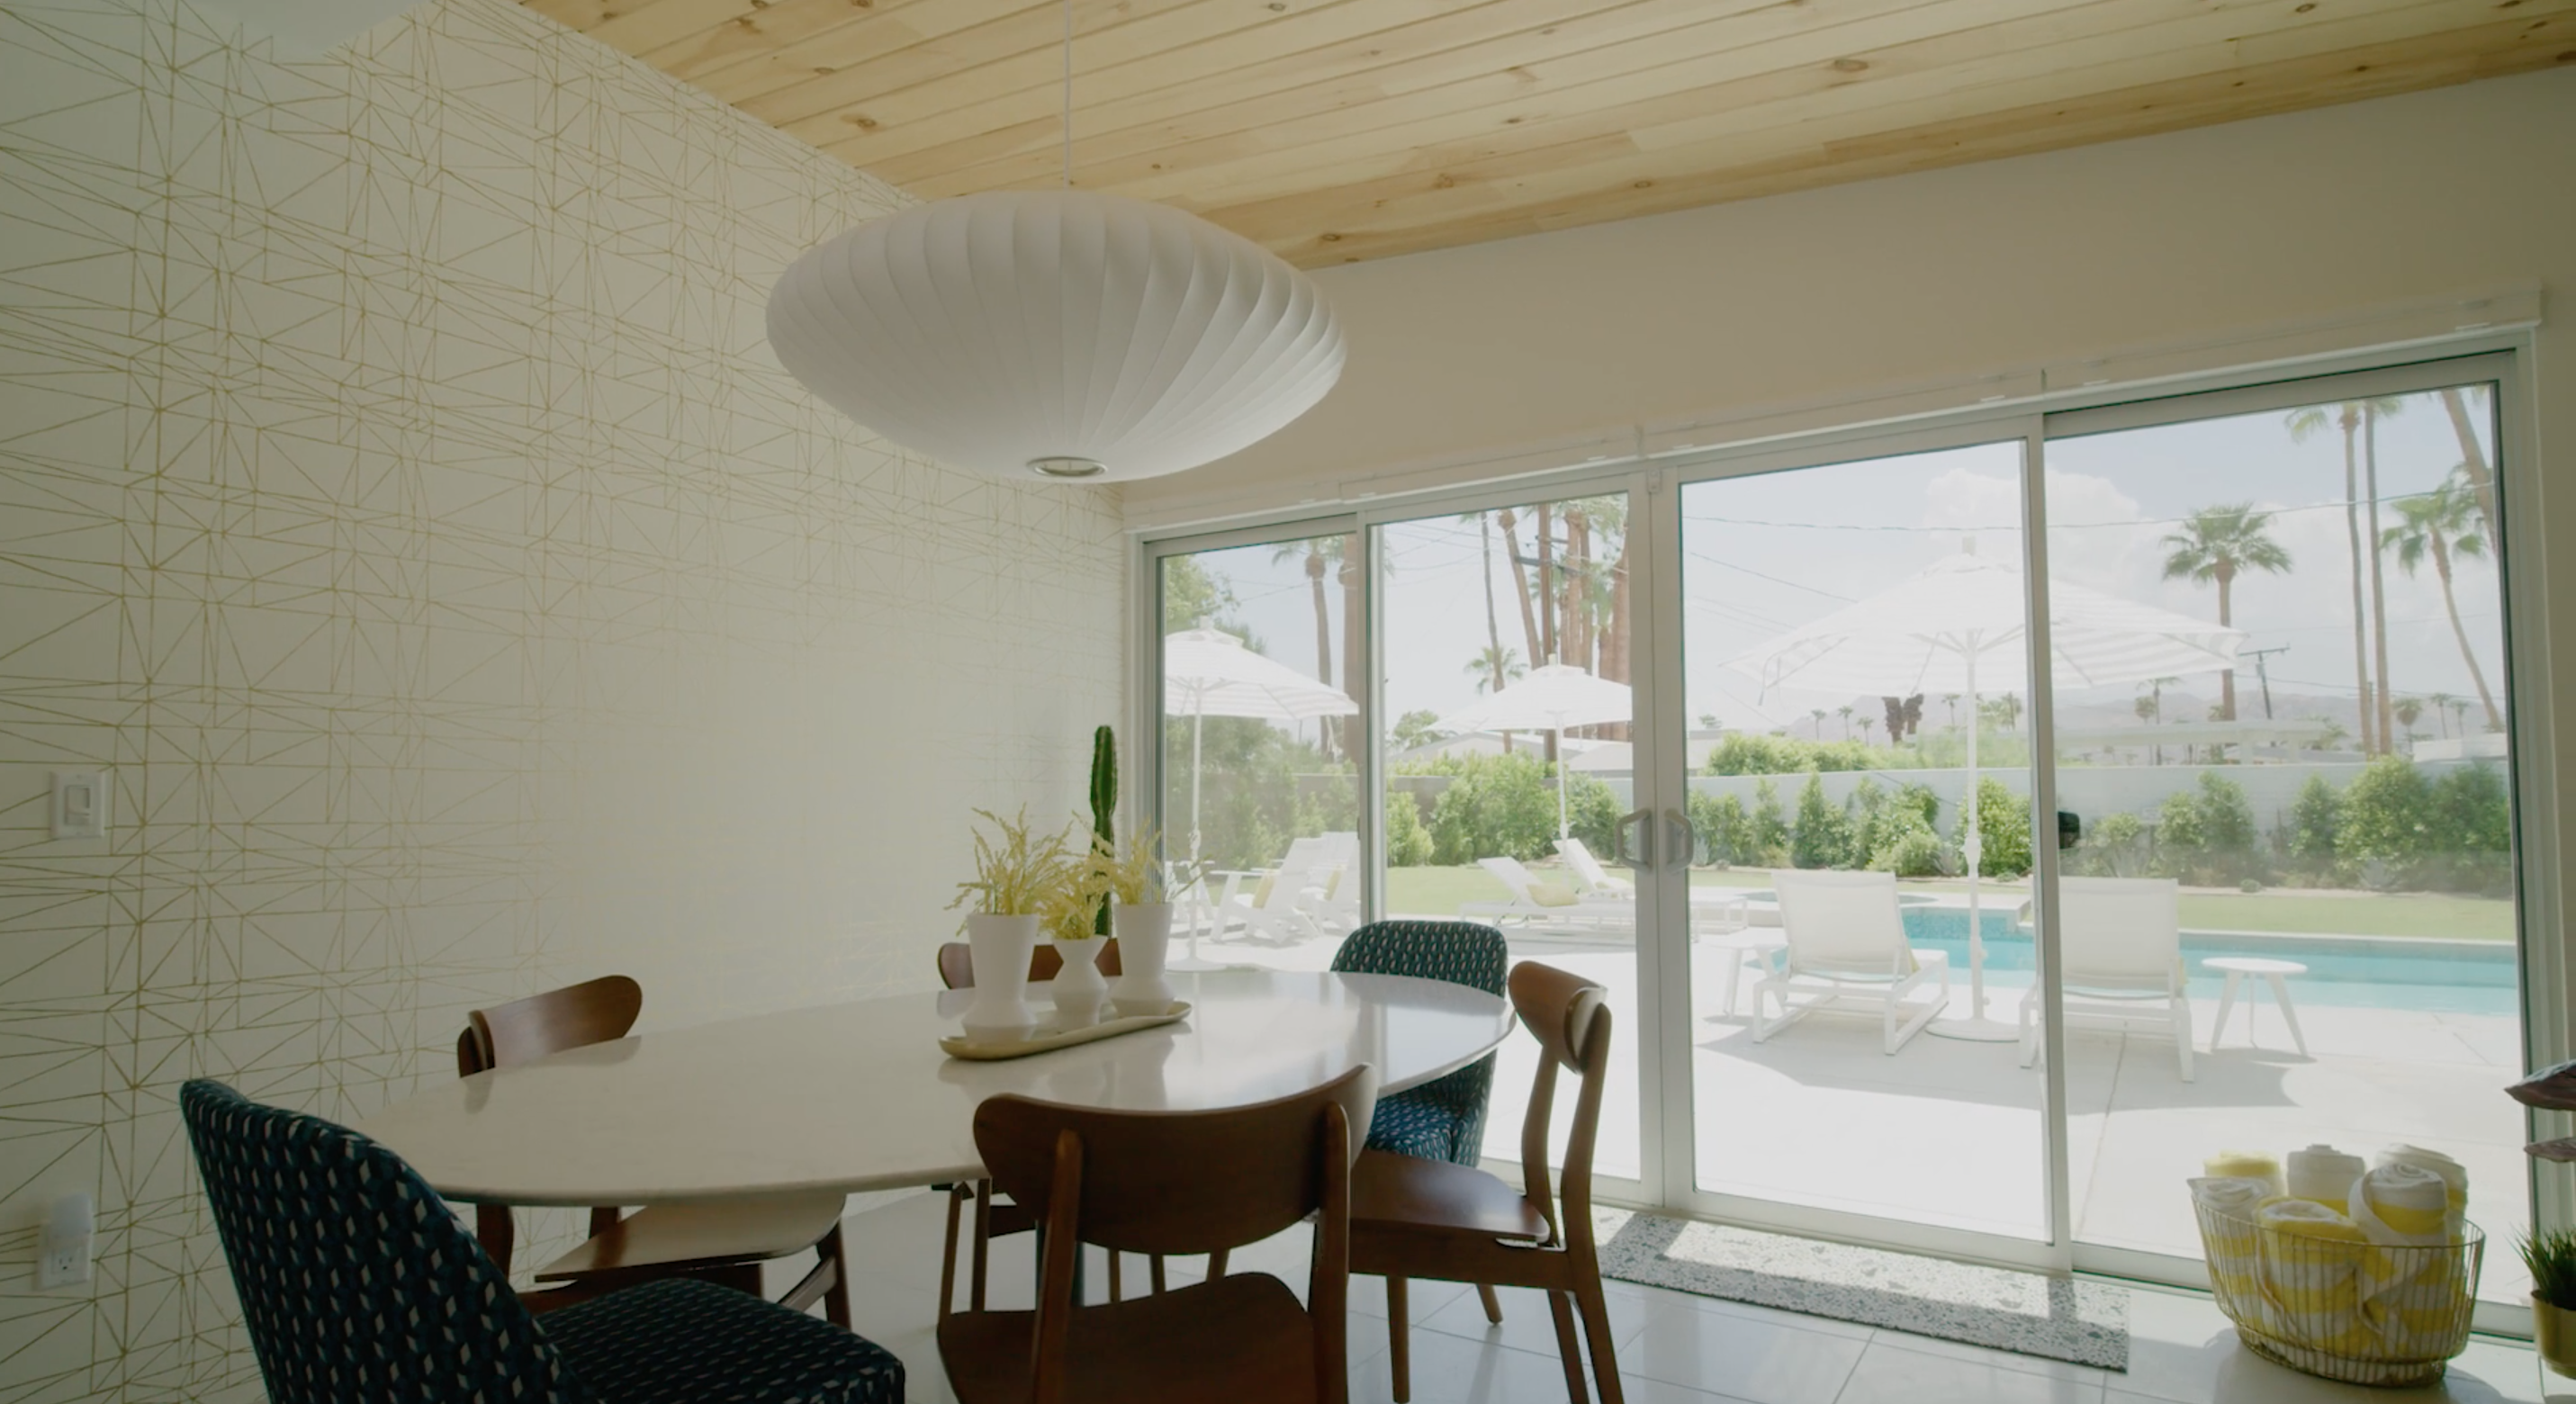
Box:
(1185, 914), (2533, 1305)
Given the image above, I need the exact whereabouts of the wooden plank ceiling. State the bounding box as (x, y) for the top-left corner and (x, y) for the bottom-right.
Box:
(525, 0), (2571, 266)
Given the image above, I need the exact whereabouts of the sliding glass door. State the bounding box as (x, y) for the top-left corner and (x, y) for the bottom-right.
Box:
(1377, 488), (1647, 1181)
(1140, 351), (2539, 1308)
(2040, 361), (2530, 1303)
(1668, 437), (2054, 1246)
(1152, 523), (1365, 972)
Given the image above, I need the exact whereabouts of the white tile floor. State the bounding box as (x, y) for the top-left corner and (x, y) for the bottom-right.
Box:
(810, 1189), (2550, 1404)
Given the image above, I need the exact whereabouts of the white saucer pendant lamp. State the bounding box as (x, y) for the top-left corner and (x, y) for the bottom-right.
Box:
(765, 189), (1345, 482)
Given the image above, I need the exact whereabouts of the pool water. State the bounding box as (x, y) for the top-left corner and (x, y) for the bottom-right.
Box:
(1894, 907), (2518, 1015)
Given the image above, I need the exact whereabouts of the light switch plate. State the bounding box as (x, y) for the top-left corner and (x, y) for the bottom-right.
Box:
(51, 770), (107, 840)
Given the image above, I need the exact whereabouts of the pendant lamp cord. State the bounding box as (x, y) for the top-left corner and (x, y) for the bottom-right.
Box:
(1061, 0), (1073, 188)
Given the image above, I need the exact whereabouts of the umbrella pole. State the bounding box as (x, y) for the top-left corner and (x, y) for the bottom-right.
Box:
(1928, 645), (2016, 1041)
(1175, 701), (1221, 973)
(1554, 724), (1570, 840)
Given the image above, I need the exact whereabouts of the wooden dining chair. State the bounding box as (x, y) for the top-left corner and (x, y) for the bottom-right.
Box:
(937, 938), (1167, 1303)
(182, 1079), (903, 1404)
(457, 975), (856, 1327)
(1353, 962), (1624, 1404)
(937, 1066), (1371, 1404)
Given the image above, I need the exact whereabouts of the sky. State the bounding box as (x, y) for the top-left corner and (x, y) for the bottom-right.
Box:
(1166, 382), (2506, 746)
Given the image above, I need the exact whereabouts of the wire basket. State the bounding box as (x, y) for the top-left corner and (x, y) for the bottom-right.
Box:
(2193, 1201), (2484, 1387)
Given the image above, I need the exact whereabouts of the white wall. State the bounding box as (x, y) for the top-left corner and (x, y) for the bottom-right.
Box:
(0, 2), (1122, 1399)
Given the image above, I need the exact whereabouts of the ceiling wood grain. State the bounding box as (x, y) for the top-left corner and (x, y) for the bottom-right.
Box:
(529, 0), (2573, 265)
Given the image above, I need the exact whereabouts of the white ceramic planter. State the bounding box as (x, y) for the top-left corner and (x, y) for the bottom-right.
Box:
(1050, 936), (1109, 1027)
(1111, 903), (1175, 1016)
(961, 914), (1040, 1040)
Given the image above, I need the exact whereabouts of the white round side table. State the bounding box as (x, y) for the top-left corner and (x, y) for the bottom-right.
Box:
(2204, 956), (2310, 1056)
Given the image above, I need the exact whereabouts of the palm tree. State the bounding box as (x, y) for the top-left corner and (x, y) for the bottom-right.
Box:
(2134, 692), (2162, 765)
(2393, 696), (2425, 747)
(2160, 503), (2292, 721)
(1941, 694), (1960, 733)
(2425, 691), (2456, 739)
(2289, 398), (2404, 752)
(1495, 507), (1545, 691)
(1465, 644), (1527, 754)
(1272, 537), (1337, 760)
(1465, 511), (1507, 697)
(1836, 705), (1854, 741)
(2437, 385), (2499, 544)
(1810, 708), (1827, 739)
(1857, 717), (1875, 745)
(2382, 478), (2503, 733)
(1465, 645), (1525, 693)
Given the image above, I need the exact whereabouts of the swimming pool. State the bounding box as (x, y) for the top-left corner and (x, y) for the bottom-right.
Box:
(1892, 907), (2518, 1015)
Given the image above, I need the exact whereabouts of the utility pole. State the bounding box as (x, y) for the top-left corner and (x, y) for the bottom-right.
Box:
(2242, 645), (2290, 721)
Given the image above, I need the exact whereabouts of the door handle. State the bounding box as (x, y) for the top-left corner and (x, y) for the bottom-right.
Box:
(1662, 808), (1696, 871)
(1614, 807), (1653, 870)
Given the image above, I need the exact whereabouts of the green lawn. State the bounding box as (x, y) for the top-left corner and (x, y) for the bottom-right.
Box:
(1382, 865), (2514, 940)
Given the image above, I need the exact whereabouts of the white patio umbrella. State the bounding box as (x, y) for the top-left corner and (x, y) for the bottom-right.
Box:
(1726, 545), (2245, 1040)
(1437, 662), (1634, 840)
(1163, 628), (1357, 864)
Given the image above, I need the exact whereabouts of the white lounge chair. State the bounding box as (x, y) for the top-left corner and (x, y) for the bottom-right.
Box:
(2019, 877), (2193, 1081)
(1461, 855), (1629, 929)
(1554, 837), (1635, 898)
(1204, 832), (1360, 946)
(1752, 869), (1951, 1055)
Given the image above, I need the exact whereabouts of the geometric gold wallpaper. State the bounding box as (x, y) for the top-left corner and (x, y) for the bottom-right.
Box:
(0, 2), (1123, 1398)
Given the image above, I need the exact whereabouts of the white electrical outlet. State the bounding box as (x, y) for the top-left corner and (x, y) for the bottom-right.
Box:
(50, 770), (108, 840)
(35, 1192), (93, 1290)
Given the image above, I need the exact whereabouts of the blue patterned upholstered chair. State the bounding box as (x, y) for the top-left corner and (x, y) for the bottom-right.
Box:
(181, 1080), (904, 1404)
(1329, 920), (1510, 1166)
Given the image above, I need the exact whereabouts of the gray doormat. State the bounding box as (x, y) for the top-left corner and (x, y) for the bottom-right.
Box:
(1597, 1210), (2129, 1370)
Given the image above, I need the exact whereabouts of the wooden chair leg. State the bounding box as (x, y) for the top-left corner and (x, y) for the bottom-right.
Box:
(969, 1180), (994, 1311)
(1547, 1290), (1590, 1404)
(1477, 1282), (1504, 1324)
(819, 1223), (852, 1328)
(939, 1185), (965, 1322)
(1574, 1276), (1625, 1404)
(1148, 1254), (1167, 1294)
(1209, 1246), (1229, 1279)
(1388, 1275), (1411, 1404)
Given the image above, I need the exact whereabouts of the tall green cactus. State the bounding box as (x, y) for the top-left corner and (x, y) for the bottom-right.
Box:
(1089, 725), (1116, 935)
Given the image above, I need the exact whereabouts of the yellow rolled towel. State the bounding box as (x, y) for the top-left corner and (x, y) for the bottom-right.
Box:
(2190, 1177), (2269, 1307)
(2256, 1196), (2369, 1350)
(2202, 1151), (2285, 1197)
(2375, 1144), (2468, 1228)
(2348, 1164), (2471, 1348)
(2354, 1164), (2450, 1241)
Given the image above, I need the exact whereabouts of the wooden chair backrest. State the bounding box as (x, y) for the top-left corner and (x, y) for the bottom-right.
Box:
(1509, 961), (1612, 1253)
(455, 975), (644, 1265)
(974, 1065), (1372, 1257)
(457, 975), (643, 1076)
(977, 1067), (1365, 1404)
(934, 939), (1121, 991)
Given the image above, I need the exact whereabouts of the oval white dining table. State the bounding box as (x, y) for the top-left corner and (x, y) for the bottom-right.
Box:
(356, 968), (1515, 1208)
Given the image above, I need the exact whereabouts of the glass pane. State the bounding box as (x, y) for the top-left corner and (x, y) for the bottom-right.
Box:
(1157, 533), (1364, 971)
(2042, 382), (2523, 1301)
(1680, 442), (2049, 1239)
(1378, 494), (1642, 1180)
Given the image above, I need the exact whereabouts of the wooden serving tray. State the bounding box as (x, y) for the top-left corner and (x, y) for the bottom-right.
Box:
(940, 1002), (1193, 1060)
